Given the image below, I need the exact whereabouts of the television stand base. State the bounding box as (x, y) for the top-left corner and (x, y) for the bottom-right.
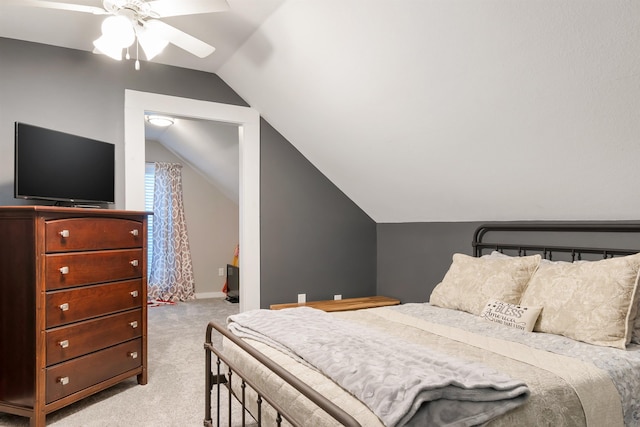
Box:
(51, 201), (108, 209)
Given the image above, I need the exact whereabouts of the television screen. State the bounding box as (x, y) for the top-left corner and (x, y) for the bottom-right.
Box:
(14, 122), (115, 204)
(226, 264), (239, 303)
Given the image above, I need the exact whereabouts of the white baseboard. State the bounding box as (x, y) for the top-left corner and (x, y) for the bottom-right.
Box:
(196, 291), (227, 299)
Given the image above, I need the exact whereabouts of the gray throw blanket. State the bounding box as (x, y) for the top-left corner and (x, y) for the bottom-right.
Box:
(227, 307), (529, 427)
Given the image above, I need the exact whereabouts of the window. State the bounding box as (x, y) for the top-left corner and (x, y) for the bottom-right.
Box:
(144, 163), (155, 278)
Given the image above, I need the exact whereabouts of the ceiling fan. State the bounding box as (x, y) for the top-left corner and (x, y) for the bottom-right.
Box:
(8, 0), (229, 69)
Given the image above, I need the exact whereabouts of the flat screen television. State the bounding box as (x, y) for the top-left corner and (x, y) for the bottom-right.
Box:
(14, 122), (115, 205)
(226, 264), (239, 303)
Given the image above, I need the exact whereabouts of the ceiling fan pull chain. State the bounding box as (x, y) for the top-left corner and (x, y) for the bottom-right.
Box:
(135, 38), (140, 70)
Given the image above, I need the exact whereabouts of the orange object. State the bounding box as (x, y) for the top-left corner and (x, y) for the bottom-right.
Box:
(222, 244), (239, 293)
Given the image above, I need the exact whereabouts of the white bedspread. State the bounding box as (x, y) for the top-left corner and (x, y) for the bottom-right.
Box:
(374, 303), (640, 425)
(357, 305), (625, 426)
(228, 307), (530, 427)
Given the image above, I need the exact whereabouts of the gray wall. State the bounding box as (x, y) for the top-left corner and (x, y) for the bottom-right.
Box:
(376, 221), (640, 304)
(0, 38), (377, 308)
(377, 222), (481, 303)
(260, 119), (377, 307)
(0, 38), (246, 208)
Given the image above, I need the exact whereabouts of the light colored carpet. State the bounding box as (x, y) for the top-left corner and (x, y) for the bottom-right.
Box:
(0, 298), (241, 427)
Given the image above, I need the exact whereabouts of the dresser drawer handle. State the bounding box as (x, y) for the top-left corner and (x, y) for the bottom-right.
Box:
(128, 351), (138, 359)
(130, 291), (139, 298)
(59, 303), (69, 311)
(58, 376), (70, 386)
(130, 321), (138, 328)
(130, 229), (139, 237)
(58, 339), (69, 348)
(130, 259), (139, 267)
(59, 266), (69, 275)
(59, 229), (70, 238)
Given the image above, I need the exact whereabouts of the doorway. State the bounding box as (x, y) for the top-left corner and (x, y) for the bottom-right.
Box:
(124, 90), (260, 312)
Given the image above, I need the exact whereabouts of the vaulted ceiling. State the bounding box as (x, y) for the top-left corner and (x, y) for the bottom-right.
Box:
(2, 1), (639, 222)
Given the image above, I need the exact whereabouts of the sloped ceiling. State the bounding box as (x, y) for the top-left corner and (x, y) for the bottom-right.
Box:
(2, 1), (640, 222)
(145, 116), (240, 203)
(219, 1), (640, 222)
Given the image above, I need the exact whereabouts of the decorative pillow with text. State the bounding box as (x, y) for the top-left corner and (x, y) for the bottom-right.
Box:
(480, 299), (542, 332)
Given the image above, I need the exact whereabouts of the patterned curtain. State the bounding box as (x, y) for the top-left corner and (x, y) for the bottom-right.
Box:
(148, 162), (196, 302)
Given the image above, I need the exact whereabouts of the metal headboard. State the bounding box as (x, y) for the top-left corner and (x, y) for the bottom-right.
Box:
(473, 223), (640, 260)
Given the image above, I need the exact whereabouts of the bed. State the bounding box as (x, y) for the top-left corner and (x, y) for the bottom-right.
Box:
(204, 223), (640, 426)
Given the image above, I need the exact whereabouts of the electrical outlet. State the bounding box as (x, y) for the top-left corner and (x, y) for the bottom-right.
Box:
(218, 267), (225, 276)
(297, 293), (306, 304)
(334, 294), (342, 300)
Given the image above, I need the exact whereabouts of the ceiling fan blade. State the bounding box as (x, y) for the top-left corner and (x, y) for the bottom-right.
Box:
(144, 20), (215, 58)
(146, 0), (229, 18)
(4, 0), (107, 14)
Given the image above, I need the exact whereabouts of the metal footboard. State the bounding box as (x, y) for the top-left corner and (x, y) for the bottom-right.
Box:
(204, 320), (361, 427)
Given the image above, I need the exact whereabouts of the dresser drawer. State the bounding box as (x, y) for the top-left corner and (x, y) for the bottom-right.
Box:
(45, 218), (143, 252)
(46, 338), (142, 404)
(46, 309), (142, 365)
(46, 279), (142, 328)
(45, 249), (143, 290)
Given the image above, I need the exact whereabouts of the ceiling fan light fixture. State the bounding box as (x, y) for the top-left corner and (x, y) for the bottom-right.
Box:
(137, 27), (168, 60)
(101, 14), (135, 48)
(146, 115), (175, 127)
(93, 35), (123, 60)
(15, 0), (225, 68)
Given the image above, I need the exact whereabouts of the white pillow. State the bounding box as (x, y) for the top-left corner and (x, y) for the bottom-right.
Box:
(480, 299), (542, 332)
(429, 253), (541, 316)
(520, 253), (640, 349)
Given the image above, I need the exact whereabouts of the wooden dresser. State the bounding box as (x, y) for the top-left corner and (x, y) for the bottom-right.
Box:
(0, 206), (150, 426)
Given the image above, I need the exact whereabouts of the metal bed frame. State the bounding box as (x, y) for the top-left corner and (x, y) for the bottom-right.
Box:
(473, 222), (640, 259)
(204, 321), (360, 427)
(204, 222), (640, 427)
